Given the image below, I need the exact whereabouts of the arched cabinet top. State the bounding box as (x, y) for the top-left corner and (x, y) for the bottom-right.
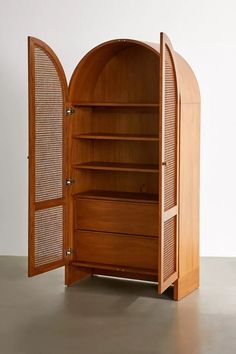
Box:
(175, 53), (200, 104)
(68, 38), (200, 106)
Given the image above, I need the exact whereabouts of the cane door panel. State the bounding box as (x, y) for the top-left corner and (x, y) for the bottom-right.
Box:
(158, 32), (179, 294)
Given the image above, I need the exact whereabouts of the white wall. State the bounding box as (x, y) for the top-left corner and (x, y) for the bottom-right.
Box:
(0, 0), (235, 256)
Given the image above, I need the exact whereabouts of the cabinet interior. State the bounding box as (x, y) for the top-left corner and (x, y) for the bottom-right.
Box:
(70, 43), (160, 201)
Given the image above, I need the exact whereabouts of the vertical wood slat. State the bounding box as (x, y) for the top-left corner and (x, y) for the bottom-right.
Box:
(158, 33), (179, 294)
(28, 37), (68, 276)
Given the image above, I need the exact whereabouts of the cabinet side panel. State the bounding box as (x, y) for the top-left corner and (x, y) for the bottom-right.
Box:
(174, 103), (200, 300)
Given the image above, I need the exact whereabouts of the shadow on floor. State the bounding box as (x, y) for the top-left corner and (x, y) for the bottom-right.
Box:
(66, 274), (174, 300)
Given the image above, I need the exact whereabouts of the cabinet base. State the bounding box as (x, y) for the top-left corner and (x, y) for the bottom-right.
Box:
(65, 264), (199, 301)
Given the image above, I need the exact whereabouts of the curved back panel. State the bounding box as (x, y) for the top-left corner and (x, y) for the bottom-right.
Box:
(69, 39), (159, 103)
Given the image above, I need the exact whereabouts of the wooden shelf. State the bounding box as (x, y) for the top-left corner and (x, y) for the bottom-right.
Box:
(72, 133), (159, 141)
(75, 190), (158, 204)
(73, 102), (159, 108)
(72, 162), (159, 173)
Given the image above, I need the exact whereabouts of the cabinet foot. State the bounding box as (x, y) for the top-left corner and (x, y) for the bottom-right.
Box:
(65, 265), (92, 286)
(173, 268), (199, 301)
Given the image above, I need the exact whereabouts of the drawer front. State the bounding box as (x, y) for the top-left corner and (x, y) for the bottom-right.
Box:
(75, 230), (158, 270)
(74, 198), (158, 236)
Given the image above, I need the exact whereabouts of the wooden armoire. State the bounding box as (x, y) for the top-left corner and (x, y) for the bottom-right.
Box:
(28, 33), (200, 300)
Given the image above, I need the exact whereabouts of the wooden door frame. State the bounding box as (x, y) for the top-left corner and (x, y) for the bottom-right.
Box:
(158, 32), (180, 293)
(28, 37), (70, 276)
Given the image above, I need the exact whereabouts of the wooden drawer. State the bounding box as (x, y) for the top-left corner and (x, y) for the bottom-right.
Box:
(74, 198), (158, 236)
(74, 230), (158, 270)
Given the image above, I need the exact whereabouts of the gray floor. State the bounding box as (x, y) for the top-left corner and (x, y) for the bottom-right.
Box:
(0, 257), (236, 354)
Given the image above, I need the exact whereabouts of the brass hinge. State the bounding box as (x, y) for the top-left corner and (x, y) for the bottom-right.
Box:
(65, 178), (75, 186)
(65, 248), (73, 256)
(66, 107), (75, 115)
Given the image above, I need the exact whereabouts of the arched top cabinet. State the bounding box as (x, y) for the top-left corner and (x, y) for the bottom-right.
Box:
(28, 34), (200, 300)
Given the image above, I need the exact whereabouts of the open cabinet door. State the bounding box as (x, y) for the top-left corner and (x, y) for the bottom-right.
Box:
(28, 37), (69, 276)
(158, 33), (179, 294)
